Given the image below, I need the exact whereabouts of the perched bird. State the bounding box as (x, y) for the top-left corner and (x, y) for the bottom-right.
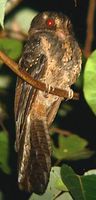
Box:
(15, 11), (82, 194)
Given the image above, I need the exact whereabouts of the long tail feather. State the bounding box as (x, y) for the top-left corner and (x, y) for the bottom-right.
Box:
(18, 115), (51, 194)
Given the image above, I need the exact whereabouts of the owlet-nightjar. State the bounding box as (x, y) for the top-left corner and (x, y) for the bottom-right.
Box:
(15, 11), (82, 194)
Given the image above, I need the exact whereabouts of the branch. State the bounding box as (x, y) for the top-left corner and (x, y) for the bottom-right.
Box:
(50, 127), (72, 136)
(5, 0), (23, 15)
(84, 0), (95, 58)
(74, 0), (77, 7)
(0, 29), (27, 41)
(0, 51), (79, 100)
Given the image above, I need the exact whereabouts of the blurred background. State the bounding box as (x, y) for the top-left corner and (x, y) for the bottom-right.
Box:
(0, 0), (96, 199)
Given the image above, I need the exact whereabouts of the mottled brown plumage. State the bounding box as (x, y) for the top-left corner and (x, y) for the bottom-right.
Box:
(15, 11), (82, 194)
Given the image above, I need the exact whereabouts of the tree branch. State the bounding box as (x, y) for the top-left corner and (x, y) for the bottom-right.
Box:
(0, 51), (79, 100)
(84, 0), (95, 58)
(0, 29), (27, 41)
(50, 127), (72, 136)
(5, 0), (23, 15)
(74, 0), (77, 7)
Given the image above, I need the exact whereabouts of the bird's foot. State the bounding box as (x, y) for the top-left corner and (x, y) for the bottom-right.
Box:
(65, 87), (73, 100)
(44, 84), (54, 98)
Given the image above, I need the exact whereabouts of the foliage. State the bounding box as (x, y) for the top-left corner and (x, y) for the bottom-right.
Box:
(0, 38), (23, 64)
(83, 50), (96, 115)
(0, 0), (8, 28)
(0, 1), (96, 200)
(52, 134), (93, 160)
(29, 165), (96, 200)
(0, 131), (10, 174)
(30, 167), (68, 200)
(61, 165), (96, 200)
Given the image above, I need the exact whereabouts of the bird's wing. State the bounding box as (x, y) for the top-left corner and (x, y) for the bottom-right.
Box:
(15, 35), (47, 152)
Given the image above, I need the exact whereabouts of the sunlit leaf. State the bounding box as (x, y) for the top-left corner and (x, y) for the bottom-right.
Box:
(6, 8), (38, 34)
(0, 131), (11, 174)
(61, 164), (96, 200)
(0, 0), (7, 28)
(52, 134), (93, 160)
(84, 169), (96, 176)
(30, 165), (96, 200)
(83, 50), (96, 115)
(15, 9), (38, 33)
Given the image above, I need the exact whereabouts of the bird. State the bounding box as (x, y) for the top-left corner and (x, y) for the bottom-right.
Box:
(14, 11), (82, 195)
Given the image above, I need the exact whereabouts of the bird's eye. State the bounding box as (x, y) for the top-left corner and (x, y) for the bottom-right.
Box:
(46, 18), (55, 27)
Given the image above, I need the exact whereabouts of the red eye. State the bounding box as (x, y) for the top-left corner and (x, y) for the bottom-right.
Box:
(46, 18), (55, 27)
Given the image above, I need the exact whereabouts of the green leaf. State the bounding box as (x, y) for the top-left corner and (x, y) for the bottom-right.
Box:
(0, 131), (11, 174)
(81, 176), (96, 200)
(61, 164), (96, 200)
(0, 0), (8, 28)
(61, 165), (86, 200)
(6, 8), (38, 34)
(0, 38), (23, 63)
(52, 134), (93, 160)
(83, 50), (96, 115)
(0, 191), (3, 200)
(29, 167), (70, 200)
(14, 9), (38, 33)
(0, 75), (11, 89)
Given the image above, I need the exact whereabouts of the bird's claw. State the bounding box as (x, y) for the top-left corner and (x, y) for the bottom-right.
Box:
(65, 88), (73, 100)
(44, 84), (54, 97)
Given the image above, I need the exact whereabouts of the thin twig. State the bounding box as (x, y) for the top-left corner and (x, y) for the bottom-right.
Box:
(5, 0), (22, 15)
(74, 0), (77, 7)
(0, 51), (79, 100)
(0, 29), (27, 41)
(0, 119), (8, 133)
(54, 159), (62, 166)
(50, 127), (72, 136)
(84, 0), (95, 58)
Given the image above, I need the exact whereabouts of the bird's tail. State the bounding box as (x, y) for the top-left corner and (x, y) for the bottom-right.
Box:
(17, 111), (51, 194)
